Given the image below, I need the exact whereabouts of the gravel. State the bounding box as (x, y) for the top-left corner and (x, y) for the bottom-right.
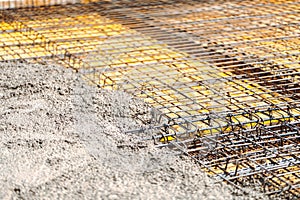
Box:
(0, 61), (269, 199)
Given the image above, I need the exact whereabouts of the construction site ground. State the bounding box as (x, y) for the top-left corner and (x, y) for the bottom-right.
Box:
(0, 61), (268, 199)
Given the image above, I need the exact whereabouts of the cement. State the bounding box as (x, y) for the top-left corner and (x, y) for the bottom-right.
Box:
(0, 61), (269, 199)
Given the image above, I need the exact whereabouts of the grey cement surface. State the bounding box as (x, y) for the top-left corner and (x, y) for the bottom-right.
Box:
(0, 61), (269, 199)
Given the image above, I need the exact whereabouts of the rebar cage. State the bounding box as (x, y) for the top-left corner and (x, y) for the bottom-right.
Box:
(0, 0), (299, 198)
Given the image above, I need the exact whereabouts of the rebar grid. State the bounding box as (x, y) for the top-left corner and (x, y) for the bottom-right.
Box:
(102, 0), (300, 97)
(1, 0), (300, 198)
(0, 0), (101, 9)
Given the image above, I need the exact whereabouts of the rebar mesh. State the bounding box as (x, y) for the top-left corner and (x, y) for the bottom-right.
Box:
(0, 0), (300, 198)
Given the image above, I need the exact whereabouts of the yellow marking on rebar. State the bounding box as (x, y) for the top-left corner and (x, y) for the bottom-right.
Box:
(159, 135), (176, 143)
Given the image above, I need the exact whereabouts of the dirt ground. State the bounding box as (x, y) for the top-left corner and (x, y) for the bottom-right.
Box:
(0, 61), (269, 199)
